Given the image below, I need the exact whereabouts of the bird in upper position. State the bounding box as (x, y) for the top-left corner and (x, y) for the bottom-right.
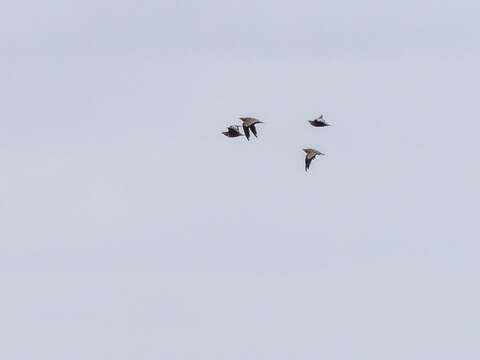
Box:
(303, 148), (325, 171)
(308, 114), (330, 127)
(240, 117), (263, 141)
(222, 125), (244, 138)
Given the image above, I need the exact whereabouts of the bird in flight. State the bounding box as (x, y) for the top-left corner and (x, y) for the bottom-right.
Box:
(240, 117), (263, 141)
(308, 115), (330, 127)
(222, 125), (244, 138)
(303, 148), (325, 171)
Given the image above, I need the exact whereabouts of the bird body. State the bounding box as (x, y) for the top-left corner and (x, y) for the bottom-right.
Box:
(303, 148), (325, 171)
(308, 115), (330, 127)
(222, 125), (244, 138)
(240, 117), (263, 140)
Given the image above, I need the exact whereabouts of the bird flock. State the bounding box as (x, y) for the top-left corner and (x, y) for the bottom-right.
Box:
(222, 115), (330, 172)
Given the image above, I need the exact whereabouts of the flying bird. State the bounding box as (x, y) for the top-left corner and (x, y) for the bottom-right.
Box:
(308, 115), (330, 127)
(240, 117), (263, 141)
(222, 125), (244, 138)
(303, 148), (325, 171)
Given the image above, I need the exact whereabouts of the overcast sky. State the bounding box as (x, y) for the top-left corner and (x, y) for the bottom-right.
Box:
(1, 0), (479, 358)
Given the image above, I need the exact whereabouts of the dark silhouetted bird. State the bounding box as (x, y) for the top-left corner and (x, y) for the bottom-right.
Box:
(303, 148), (325, 171)
(240, 117), (263, 140)
(222, 125), (244, 138)
(308, 115), (330, 127)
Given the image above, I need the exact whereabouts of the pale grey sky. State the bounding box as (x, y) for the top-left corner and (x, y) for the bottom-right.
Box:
(1, 0), (479, 358)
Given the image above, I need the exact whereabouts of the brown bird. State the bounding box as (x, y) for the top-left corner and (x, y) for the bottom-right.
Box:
(308, 114), (330, 127)
(222, 125), (244, 138)
(240, 117), (263, 141)
(303, 148), (325, 171)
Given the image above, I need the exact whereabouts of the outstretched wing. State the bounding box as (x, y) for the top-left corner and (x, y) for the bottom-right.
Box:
(305, 155), (312, 171)
(243, 125), (250, 140)
(250, 124), (258, 137)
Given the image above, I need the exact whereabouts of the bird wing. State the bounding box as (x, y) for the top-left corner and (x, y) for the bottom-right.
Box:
(250, 124), (258, 137)
(305, 155), (312, 171)
(243, 125), (250, 140)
